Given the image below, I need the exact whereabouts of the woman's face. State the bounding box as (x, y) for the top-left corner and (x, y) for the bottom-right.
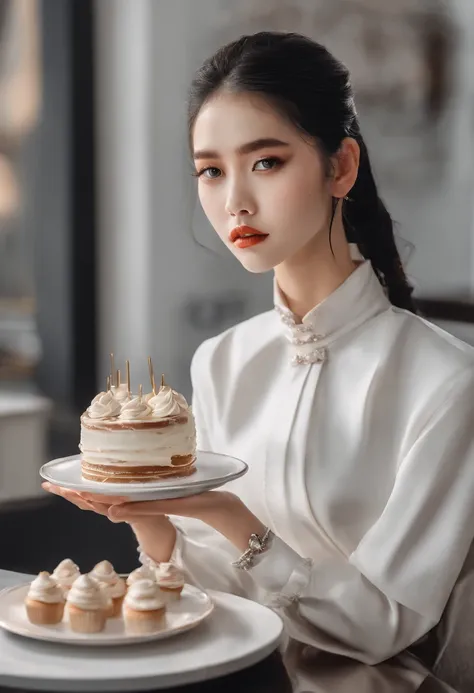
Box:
(192, 91), (333, 273)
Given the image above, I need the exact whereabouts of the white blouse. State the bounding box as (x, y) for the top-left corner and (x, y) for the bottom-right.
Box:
(162, 261), (474, 672)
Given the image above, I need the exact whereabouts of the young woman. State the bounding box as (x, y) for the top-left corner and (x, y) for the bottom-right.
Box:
(44, 32), (474, 682)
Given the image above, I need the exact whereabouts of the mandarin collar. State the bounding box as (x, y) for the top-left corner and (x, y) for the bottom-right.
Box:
(274, 258), (391, 365)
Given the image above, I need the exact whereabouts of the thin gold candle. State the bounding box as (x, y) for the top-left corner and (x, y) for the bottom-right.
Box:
(148, 357), (156, 395)
(110, 353), (115, 386)
(126, 360), (131, 395)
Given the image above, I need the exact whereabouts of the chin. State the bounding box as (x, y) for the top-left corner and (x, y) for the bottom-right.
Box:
(238, 257), (279, 273)
(230, 244), (286, 274)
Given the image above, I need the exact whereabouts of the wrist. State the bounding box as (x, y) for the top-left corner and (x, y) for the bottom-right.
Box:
(203, 495), (267, 552)
(130, 515), (177, 564)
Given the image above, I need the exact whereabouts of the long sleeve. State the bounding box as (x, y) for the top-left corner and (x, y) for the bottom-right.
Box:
(238, 370), (474, 664)
(171, 365), (474, 666)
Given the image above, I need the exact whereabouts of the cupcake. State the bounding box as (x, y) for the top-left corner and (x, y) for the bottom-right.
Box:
(51, 558), (81, 596)
(66, 574), (107, 633)
(97, 579), (126, 618)
(90, 560), (126, 616)
(25, 571), (65, 625)
(155, 562), (185, 602)
(126, 565), (155, 589)
(123, 579), (166, 634)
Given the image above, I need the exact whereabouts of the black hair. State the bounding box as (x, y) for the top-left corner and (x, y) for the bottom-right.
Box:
(188, 31), (416, 313)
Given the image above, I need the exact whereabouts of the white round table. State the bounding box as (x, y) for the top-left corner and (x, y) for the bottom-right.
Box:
(0, 589), (283, 691)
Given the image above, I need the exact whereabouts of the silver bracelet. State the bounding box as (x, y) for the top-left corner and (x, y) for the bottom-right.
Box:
(231, 527), (274, 571)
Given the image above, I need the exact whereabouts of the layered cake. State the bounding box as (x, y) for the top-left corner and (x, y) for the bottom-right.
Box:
(79, 377), (196, 484)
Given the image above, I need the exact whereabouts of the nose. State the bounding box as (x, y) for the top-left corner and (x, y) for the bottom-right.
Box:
(225, 178), (256, 217)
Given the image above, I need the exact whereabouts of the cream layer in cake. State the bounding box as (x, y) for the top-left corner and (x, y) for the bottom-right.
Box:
(80, 414), (196, 467)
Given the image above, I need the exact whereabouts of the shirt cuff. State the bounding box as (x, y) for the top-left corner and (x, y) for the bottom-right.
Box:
(137, 523), (185, 570)
(248, 535), (313, 606)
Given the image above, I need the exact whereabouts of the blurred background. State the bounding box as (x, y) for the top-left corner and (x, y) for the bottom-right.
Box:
(1, 0), (474, 574)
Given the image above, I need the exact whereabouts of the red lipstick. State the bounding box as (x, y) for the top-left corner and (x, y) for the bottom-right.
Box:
(229, 225), (269, 249)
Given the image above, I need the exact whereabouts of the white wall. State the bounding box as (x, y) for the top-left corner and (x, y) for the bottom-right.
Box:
(95, 0), (272, 398)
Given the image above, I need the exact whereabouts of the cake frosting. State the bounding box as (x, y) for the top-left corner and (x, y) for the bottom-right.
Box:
(155, 563), (185, 590)
(97, 579), (125, 601)
(90, 561), (126, 600)
(90, 560), (120, 586)
(28, 572), (64, 604)
(148, 386), (188, 418)
(67, 574), (104, 611)
(127, 565), (155, 586)
(111, 383), (131, 404)
(124, 579), (165, 611)
(79, 374), (196, 483)
(80, 415), (195, 467)
(119, 396), (152, 421)
(52, 559), (80, 590)
(87, 392), (121, 420)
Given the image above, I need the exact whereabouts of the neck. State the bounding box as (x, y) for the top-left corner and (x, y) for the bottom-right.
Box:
(274, 209), (357, 321)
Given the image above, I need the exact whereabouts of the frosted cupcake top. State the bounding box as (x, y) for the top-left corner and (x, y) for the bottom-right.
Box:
(126, 565), (155, 587)
(91, 560), (119, 586)
(155, 563), (185, 589)
(28, 571), (64, 604)
(67, 574), (104, 611)
(52, 559), (80, 589)
(98, 577), (126, 599)
(124, 579), (165, 611)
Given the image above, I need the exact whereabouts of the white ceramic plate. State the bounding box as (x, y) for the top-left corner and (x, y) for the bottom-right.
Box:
(0, 583), (213, 646)
(40, 451), (248, 500)
(0, 585), (283, 692)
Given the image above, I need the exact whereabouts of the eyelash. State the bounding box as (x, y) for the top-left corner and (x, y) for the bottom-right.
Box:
(193, 156), (284, 180)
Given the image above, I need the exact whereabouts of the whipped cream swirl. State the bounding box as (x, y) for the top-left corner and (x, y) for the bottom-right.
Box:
(148, 386), (188, 418)
(67, 574), (105, 610)
(87, 392), (121, 420)
(52, 559), (80, 589)
(97, 578), (125, 601)
(90, 560), (118, 586)
(155, 562), (184, 589)
(127, 565), (155, 587)
(124, 579), (165, 611)
(119, 396), (152, 420)
(111, 384), (131, 404)
(28, 571), (64, 604)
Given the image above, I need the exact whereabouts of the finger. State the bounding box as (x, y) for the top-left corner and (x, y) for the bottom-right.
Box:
(78, 491), (129, 505)
(42, 484), (96, 511)
(108, 498), (193, 520)
(42, 483), (84, 504)
(108, 501), (168, 519)
(107, 509), (128, 524)
(87, 501), (117, 517)
(42, 482), (65, 495)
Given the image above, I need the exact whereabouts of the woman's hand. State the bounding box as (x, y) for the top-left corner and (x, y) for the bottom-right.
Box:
(43, 483), (266, 554)
(41, 482), (178, 563)
(98, 490), (266, 553)
(41, 482), (119, 518)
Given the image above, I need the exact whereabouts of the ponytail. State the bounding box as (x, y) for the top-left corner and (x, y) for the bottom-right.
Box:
(343, 137), (417, 313)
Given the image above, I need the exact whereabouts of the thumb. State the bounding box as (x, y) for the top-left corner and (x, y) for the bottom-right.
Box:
(107, 505), (126, 522)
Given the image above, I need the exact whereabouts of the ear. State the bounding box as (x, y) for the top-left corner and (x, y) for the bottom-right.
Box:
(330, 138), (360, 199)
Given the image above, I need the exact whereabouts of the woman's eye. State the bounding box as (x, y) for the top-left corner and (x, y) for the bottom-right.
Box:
(253, 157), (282, 171)
(197, 167), (222, 179)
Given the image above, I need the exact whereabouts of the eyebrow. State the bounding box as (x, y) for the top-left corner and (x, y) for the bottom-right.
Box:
(193, 137), (290, 160)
